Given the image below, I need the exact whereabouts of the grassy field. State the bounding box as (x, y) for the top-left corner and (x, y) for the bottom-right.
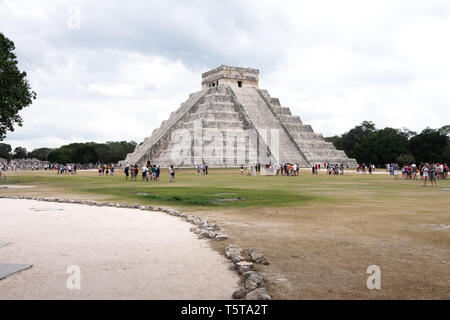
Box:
(1, 168), (449, 299)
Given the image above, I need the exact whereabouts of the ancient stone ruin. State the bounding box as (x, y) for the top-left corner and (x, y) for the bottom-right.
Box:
(124, 65), (356, 167)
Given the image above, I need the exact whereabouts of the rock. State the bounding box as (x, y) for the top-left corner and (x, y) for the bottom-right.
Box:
(231, 255), (244, 264)
(242, 271), (256, 279)
(214, 233), (228, 241)
(198, 230), (209, 239)
(261, 257), (270, 265)
(244, 280), (258, 291)
(232, 287), (247, 299)
(226, 244), (241, 251)
(229, 263), (238, 271)
(237, 261), (253, 269)
(246, 272), (264, 286)
(208, 231), (217, 239)
(236, 261), (253, 274)
(245, 288), (269, 300)
(259, 293), (272, 300)
(192, 228), (201, 234)
(226, 245), (243, 262)
(138, 206), (146, 210)
(248, 249), (265, 264)
(213, 224), (221, 230)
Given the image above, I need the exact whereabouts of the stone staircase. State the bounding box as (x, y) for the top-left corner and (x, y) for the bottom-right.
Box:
(231, 87), (309, 166)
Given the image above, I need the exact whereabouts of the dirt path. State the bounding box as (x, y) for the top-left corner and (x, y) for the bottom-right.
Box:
(0, 199), (239, 299)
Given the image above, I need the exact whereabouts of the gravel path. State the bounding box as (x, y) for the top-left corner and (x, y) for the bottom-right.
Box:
(0, 199), (239, 299)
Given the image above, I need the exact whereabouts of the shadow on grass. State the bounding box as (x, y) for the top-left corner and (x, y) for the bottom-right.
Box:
(83, 186), (328, 208)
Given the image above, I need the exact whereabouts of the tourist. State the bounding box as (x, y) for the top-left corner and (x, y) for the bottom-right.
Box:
(151, 165), (156, 181)
(443, 163), (448, 179)
(142, 165), (148, 181)
(422, 163), (429, 186)
(393, 163), (399, 179)
(411, 164), (417, 180)
(124, 165), (129, 180)
(169, 165), (175, 182)
(429, 163), (437, 187)
(131, 165), (137, 181)
(156, 165), (160, 181)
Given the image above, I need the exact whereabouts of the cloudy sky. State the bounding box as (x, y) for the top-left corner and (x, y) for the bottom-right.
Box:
(1, 0), (449, 151)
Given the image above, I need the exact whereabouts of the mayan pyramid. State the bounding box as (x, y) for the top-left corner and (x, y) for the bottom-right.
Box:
(124, 65), (357, 167)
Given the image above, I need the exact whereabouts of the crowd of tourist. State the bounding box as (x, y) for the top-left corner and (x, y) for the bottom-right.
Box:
(387, 162), (448, 186)
(356, 163), (376, 174)
(311, 162), (349, 175)
(195, 163), (209, 175)
(124, 162), (162, 182)
(97, 164), (115, 176)
(237, 163), (299, 176)
(55, 164), (78, 174)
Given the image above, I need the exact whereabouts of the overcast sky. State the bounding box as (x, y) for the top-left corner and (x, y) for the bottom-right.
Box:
(1, 0), (449, 151)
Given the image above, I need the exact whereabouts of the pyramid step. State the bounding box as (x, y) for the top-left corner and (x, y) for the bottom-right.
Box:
(272, 106), (292, 116)
(182, 119), (244, 129)
(280, 115), (302, 125)
(189, 110), (240, 121)
(285, 124), (314, 133)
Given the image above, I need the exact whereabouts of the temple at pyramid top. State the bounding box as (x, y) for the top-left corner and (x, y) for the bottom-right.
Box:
(202, 65), (259, 89)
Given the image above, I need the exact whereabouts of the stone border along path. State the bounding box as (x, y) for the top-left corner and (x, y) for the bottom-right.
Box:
(0, 194), (272, 300)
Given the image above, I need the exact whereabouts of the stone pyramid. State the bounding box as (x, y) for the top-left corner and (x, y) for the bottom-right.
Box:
(124, 65), (356, 167)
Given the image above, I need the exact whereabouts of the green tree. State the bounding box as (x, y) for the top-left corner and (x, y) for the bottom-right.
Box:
(324, 135), (344, 150)
(0, 142), (12, 159)
(45, 141), (136, 164)
(439, 125), (450, 137)
(442, 142), (450, 163)
(0, 33), (36, 140)
(28, 147), (52, 161)
(396, 153), (415, 166)
(353, 127), (410, 165)
(13, 146), (27, 159)
(47, 148), (71, 164)
(408, 128), (447, 163)
(340, 121), (377, 158)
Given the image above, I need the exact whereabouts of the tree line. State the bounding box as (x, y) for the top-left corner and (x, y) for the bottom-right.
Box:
(0, 141), (136, 164)
(325, 121), (449, 166)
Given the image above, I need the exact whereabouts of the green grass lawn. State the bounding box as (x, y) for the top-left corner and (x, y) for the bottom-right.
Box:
(3, 168), (445, 209)
(1, 168), (449, 299)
